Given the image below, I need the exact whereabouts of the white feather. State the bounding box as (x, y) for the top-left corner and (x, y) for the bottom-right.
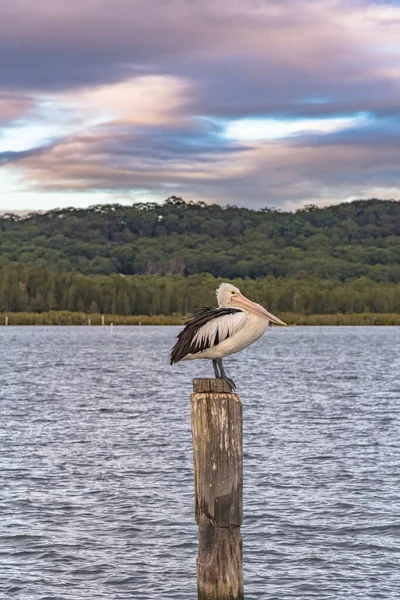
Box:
(192, 311), (248, 350)
(183, 311), (268, 360)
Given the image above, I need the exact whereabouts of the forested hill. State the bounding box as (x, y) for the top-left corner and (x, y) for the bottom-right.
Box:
(1, 197), (400, 282)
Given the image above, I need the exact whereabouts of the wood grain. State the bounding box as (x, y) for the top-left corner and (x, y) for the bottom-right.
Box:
(191, 378), (243, 600)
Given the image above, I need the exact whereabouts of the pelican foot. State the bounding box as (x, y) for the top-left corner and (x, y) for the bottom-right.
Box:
(222, 377), (236, 391)
(215, 358), (236, 391)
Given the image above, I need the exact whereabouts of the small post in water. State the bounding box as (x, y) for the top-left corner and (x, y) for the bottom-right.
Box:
(5, 315), (8, 326)
(191, 378), (244, 600)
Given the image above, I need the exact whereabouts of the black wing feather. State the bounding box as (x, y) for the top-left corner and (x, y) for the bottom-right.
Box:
(170, 307), (242, 364)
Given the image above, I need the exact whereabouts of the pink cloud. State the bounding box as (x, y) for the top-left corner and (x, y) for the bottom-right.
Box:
(0, 93), (33, 122)
(64, 76), (192, 126)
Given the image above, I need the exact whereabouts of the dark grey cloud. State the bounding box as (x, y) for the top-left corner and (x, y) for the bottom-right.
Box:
(0, 0), (397, 119)
(0, 145), (52, 166)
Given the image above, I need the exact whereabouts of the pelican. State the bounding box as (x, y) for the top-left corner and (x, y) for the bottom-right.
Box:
(170, 283), (286, 389)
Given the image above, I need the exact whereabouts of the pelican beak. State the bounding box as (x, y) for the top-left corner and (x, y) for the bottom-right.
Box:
(233, 293), (287, 326)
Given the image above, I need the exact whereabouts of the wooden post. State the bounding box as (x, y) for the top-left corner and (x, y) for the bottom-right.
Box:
(191, 378), (244, 600)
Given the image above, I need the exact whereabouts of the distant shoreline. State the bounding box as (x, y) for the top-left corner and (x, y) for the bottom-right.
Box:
(1, 311), (400, 326)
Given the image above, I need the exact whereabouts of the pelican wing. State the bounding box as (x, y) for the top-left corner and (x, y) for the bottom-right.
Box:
(170, 307), (247, 364)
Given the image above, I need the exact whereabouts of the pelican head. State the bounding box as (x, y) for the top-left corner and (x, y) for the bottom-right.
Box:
(216, 283), (286, 326)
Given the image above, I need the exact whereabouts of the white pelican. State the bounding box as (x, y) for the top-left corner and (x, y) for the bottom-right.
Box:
(170, 283), (286, 389)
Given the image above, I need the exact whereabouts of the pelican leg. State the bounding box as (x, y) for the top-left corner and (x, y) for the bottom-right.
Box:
(212, 359), (220, 379)
(216, 358), (236, 391)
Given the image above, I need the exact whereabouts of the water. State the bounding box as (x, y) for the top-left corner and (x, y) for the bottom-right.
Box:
(0, 326), (399, 600)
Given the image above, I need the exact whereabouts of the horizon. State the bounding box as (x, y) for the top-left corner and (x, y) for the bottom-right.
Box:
(1, 0), (400, 212)
(1, 196), (399, 219)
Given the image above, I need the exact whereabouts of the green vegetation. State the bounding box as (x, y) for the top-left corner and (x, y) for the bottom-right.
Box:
(1, 311), (400, 326)
(1, 197), (400, 324)
(0, 311), (183, 326)
(1, 197), (400, 281)
(1, 266), (400, 316)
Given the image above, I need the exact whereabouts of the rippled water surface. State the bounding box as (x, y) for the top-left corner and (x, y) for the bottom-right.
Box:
(1, 326), (400, 599)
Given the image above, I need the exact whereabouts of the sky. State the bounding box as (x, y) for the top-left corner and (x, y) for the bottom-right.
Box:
(1, 0), (400, 212)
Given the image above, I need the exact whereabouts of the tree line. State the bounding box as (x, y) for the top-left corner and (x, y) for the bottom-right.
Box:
(1, 263), (400, 316)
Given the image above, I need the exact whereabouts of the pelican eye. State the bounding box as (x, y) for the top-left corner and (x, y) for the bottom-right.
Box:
(231, 290), (237, 295)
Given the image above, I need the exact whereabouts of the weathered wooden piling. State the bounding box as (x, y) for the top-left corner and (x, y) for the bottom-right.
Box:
(191, 378), (244, 600)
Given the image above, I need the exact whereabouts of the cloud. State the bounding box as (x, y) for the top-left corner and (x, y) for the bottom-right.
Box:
(0, 146), (49, 166)
(0, 74), (192, 154)
(2, 1), (400, 107)
(64, 76), (192, 126)
(222, 114), (371, 141)
(1, 0), (400, 209)
(9, 114), (400, 210)
(0, 93), (33, 123)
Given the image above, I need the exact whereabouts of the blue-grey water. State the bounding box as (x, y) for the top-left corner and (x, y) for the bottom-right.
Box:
(0, 326), (399, 600)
